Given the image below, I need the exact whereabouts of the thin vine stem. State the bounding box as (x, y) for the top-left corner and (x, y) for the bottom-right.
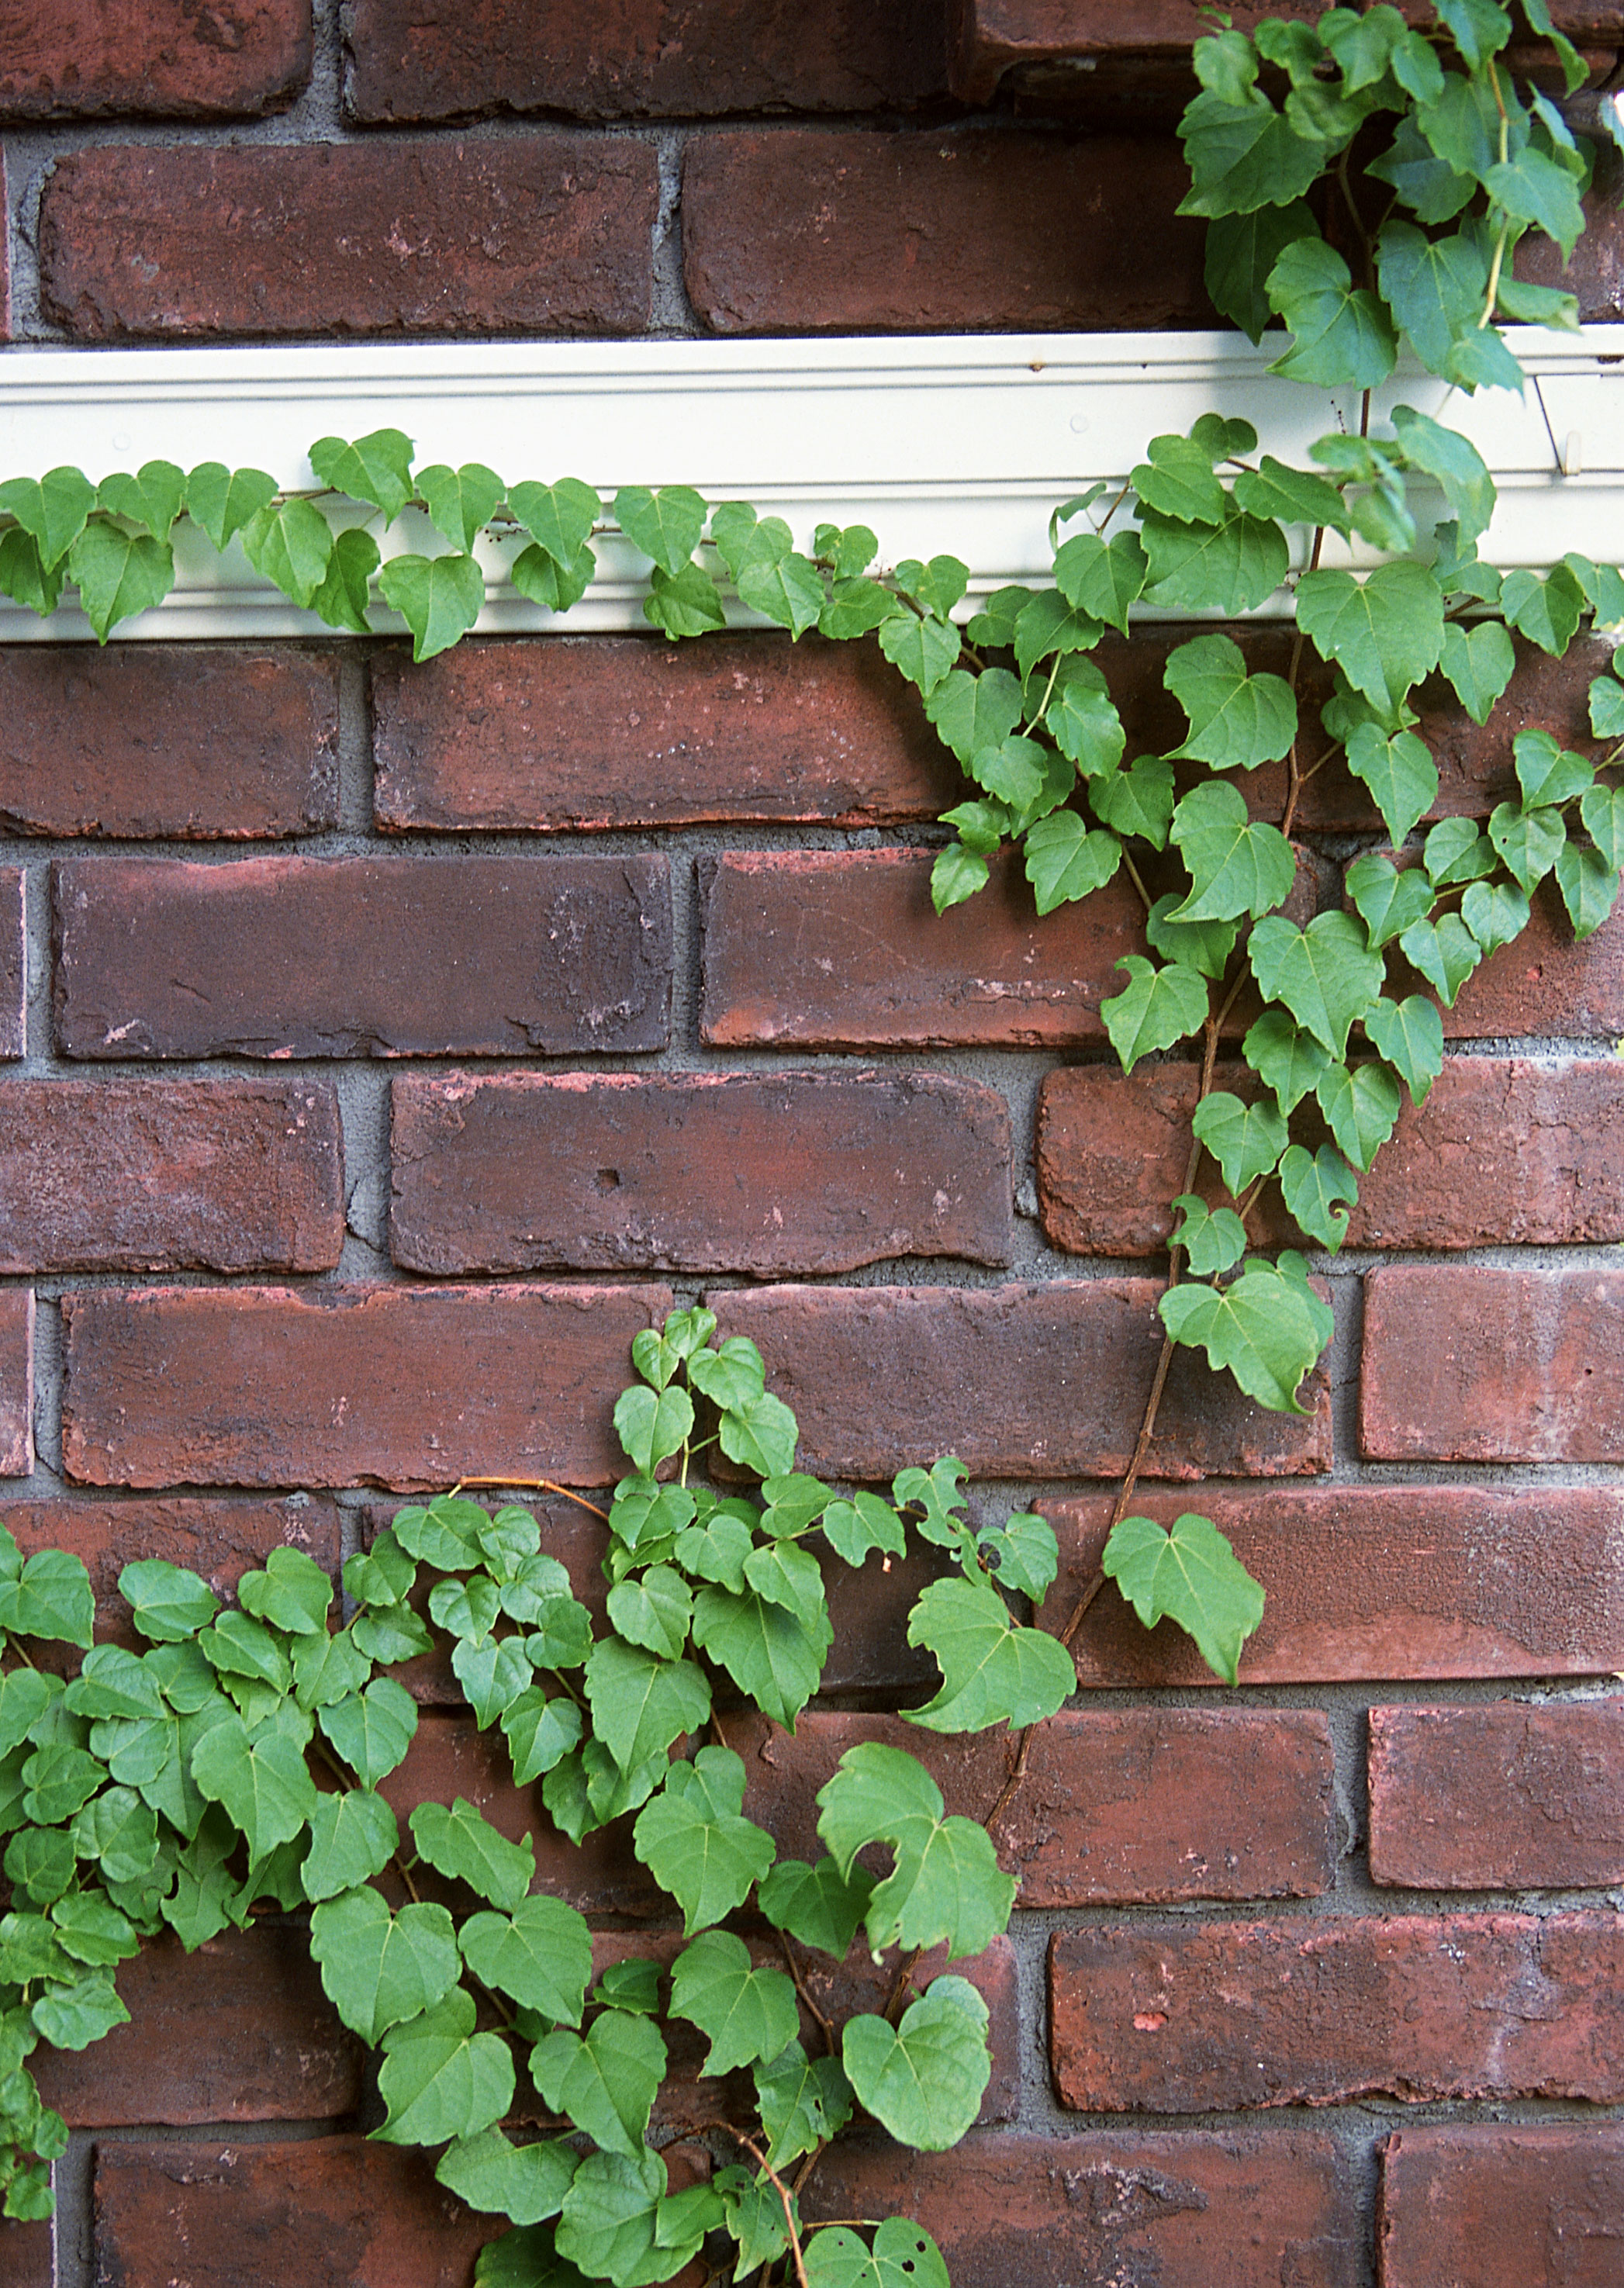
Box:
(696, 2121), (810, 2288)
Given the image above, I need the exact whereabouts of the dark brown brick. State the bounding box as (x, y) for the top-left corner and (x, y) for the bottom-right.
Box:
(0, 1078), (344, 1273)
(682, 128), (1211, 334)
(33, 1923), (358, 2126)
(347, 0), (950, 121)
(0, 1287), (32, 1478)
(54, 855), (672, 1059)
(1370, 1702), (1624, 1891)
(1038, 1057), (1624, 1256)
(60, 1282), (672, 1490)
(702, 848), (1142, 1049)
(39, 137), (658, 341)
(389, 1070), (1012, 1276)
(1363, 1266), (1624, 1464)
(1379, 2124), (1624, 2288)
(4, 1495), (340, 1666)
(0, 647), (337, 838)
(0, 1), (310, 119)
(1051, 1910), (1624, 2112)
(0, 2217), (50, 2286)
(714, 1281), (1332, 1480)
(371, 632), (960, 833)
(0, 867), (22, 1058)
(807, 2129), (1363, 2288)
(726, 1707), (1338, 1905)
(1043, 1485), (1624, 1687)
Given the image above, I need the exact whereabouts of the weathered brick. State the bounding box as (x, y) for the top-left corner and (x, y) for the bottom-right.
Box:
(54, 855), (672, 1059)
(1043, 1485), (1624, 1686)
(0, 1078), (344, 1273)
(1379, 2124), (1624, 2288)
(702, 849), (1141, 1049)
(389, 1070), (1012, 1276)
(347, 0), (950, 120)
(0, 867), (22, 1058)
(726, 1708), (1338, 1905)
(682, 128), (1210, 334)
(0, 1), (310, 119)
(1426, 882), (1624, 1040)
(807, 2129), (1362, 2288)
(1370, 1702), (1624, 1891)
(33, 1923), (358, 2125)
(0, 1288), (32, 1478)
(0, 646), (338, 838)
(39, 137), (658, 340)
(0, 2216), (50, 2288)
(3, 1495), (340, 1664)
(714, 1281), (1331, 1479)
(60, 1283), (671, 1489)
(1038, 1057), (1624, 1256)
(1363, 1266), (1624, 1464)
(1050, 1910), (1624, 2111)
(371, 633), (959, 833)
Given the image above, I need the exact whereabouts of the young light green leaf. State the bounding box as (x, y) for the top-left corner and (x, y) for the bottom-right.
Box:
(1052, 529), (1147, 632)
(509, 478), (601, 566)
(1488, 800), (1565, 891)
(1090, 756), (1175, 848)
(1170, 1195), (1249, 1275)
(1398, 911), (1483, 1004)
(669, 1928), (799, 2076)
(415, 461), (504, 553)
(318, 1678), (417, 1790)
(689, 1585), (829, 1733)
(188, 1713), (316, 1860)
(185, 462), (278, 551)
(1242, 1007), (1332, 1112)
(1101, 955), (1210, 1075)
(585, 1637), (711, 1775)
(437, 2131), (579, 2228)
(1279, 1143), (1360, 1251)
(1249, 910), (1384, 1056)
(1555, 840), (1622, 938)
(1139, 506), (1289, 615)
(1190, 1090), (1288, 1195)
(841, 1979), (990, 2153)
(819, 1491), (906, 1570)
(1363, 994), (1445, 1104)
(1167, 781), (1296, 922)
(1159, 1260), (1332, 1414)
(1315, 1060), (1403, 1170)
(612, 485), (707, 576)
(905, 1575), (1074, 1733)
(98, 461), (185, 544)
(1296, 562), (1445, 715)
(930, 843), (990, 915)
(633, 1747), (776, 1934)
(409, 1797), (536, 1911)
(816, 1740), (1015, 1962)
(301, 1789), (399, 1903)
(1101, 1512), (1266, 1684)
(878, 610), (960, 696)
(1165, 633), (1297, 771)
(758, 1856), (877, 1961)
(240, 496), (334, 609)
(1022, 813), (1121, 915)
(459, 1893), (593, 2024)
(613, 1382), (694, 1478)
(309, 524), (381, 632)
(238, 1545), (333, 1637)
(532, 2010), (666, 2159)
(66, 521), (175, 641)
(0, 465), (96, 569)
(310, 428), (415, 520)
(1439, 618), (1515, 726)
(1266, 239), (1398, 388)
(1500, 565), (1586, 656)
(377, 551), (484, 663)
(1513, 727), (1593, 809)
(1345, 723), (1439, 848)
(309, 1886), (461, 2047)
(375, 1985), (517, 2148)
(717, 1391), (800, 1480)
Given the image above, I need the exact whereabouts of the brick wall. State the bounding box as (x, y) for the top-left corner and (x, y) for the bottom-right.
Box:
(2, 6), (1623, 2286)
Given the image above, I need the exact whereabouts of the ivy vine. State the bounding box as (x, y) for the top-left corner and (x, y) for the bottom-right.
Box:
(3, 2), (1623, 2276)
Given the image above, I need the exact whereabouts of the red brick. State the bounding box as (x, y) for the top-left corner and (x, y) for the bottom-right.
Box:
(38, 137), (657, 341)
(806, 2129), (1362, 2288)
(714, 1281), (1331, 1480)
(1379, 2124), (1624, 2288)
(33, 1923), (358, 2125)
(1369, 1702), (1624, 1892)
(1038, 1057), (1624, 1256)
(1050, 1910), (1624, 2111)
(0, 2217), (50, 2286)
(54, 855), (672, 1059)
(0, 1288), (32, 1478)
(0, 1078), (344, 1273)
(1363, 1266), (1624, 1464)
(0, 151), (9, 343)
(702, 848), (1142, 1050)
(1043, 1485), (1624, 1687)
(1426, 883), (1624, 1040)
(0, 867), (22, 1059)
(390, 1070), (1012, 1277)
(682, 128), (1211, 334)
(726, 1707), (1338, 1905)
(371, 633), (960, 833)
(60, 1282), (672, 1490)
(347, 0), (949, 121)
(0, 646), (337, 838)
(0, 1), (310, 119)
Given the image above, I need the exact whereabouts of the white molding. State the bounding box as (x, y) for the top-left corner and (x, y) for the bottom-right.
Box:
(0, 327), (1619, 642)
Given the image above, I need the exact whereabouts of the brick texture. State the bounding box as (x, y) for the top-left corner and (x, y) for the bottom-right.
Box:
(1369, 1702), (1624, 1892)
(371, 633), (959, 832)
(0, 2217), (50, 2286)
(0, 647), (337, 838)
(1043, 1485), (1624, 1686)
(682, 129), (1211, 334)
(38, 138), (658, 340)
(54, 855), (672, 1059)
(346, 0), (951, 120)
(33, 1924), (358, 2125)
(389, 1070), (1013, 1276)
(1363, 1266), (1624, 1464)
(807, 2130), (1362, 2288)
(1038, 1057), (1624, 1256)
(60, 1283), (671, 1489)
(1050, 1910), (1624, 2111)
(0, 1287), (33, 1478)
(1379, 2124), (1624, 2288)
(1, 868), (22, 1058)
(714, 1281), (1332, 1479)
(0, 2), (310, 119)
(1425, 886), (1624, 1039)
(0, 1078), (344, 1273)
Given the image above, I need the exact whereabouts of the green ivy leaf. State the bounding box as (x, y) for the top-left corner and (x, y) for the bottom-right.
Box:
(1204, 202), (1319, 341)
(758, 1856), (877, 1960)
(185, 462), (278, 551)
(66, 520), (175, 641)
(415, 461), (503, 554)
(609, 485), (705, 576)
(508, 477), (600, 567)
(819, 1492), (906, 1570)
(532, 2010), (666, 2160)
(585, 1638), (711, 1776)
(841, 1979), (990, 2152)
(1279, 1143), (1360, 1250)
(690, 1585), (829, 1733)
(1249, 910), (1384, 1056)
(1555, 840), (1622, 938)
(1140, 506), (1289, 615)
(310, 427), (416, 519)
(1363, 994), (1445, 1104)
(29, 1972), (130, 2053)
(453, 1637), (536, 1732)
(1129, 436), (1227, 527)
(6, 1827), (76, 1909)
(1165, 633), (1297, 772)
(351, 1606), (434, 1668)
(613, 1384), (694, 1478)
(392, 1497), (487, 1573)
(0, 465), (96, 568)
(71, 1785), (159, 1886)
(1315, 1060), (1403, 1170)
(307, 524), (380, 633)
(1579, 783), (1624, 869)
(500, 1688), (582, 1787)
(667, 1928), (799, 2076)
(1168, 782), (1297, 922)
(924, 668), (1021, 769)
(557, 2150), (689, 2286)
(878, 610), (960, 696)
(1423, 814), (1498, 888)
(1297, 562), (1444, 717)
(633, 1747), (776, 1934)
(1242, 1007), (1332, 1112)
(1345, 722), (1439, 848)
(1177, 91), (1330, 219)
(1398, 911), (1483, 1004)
(1169, 1195), (1248, 1276)
(1052, 529), (1147, 632)
(1101, 1512), (1266, 1684)
(605, 1567), (693, 1665)
(1145, 897), (1239, 982)
(460, 1893), (593, 2024)
(375, 1985), (517, 2148)
(238, 1545), (333, 1637)
(1488, 800), (1566, 890)
(50, 1892), (139, 1968)
(1267, 239), (1398, 387)
(378, 551), (484, 663)
(1487, 144), (1584, 260)
(301, 1789), (399, 1903)
(97, 461), (185, 544)
(1588, 672), (1624, 740)
(1461, 873), (1533, 954)
(310, 1886), (461, 2045)
(1159, 1256), (1332, 1414)
(1500, 565), (1586, 656)
(318, 1678), (417, 1790)
(1090, 757), (1175, 848)
(64, 1647), (164, 1723)
(816, 1741), (1015, 1962)
(1391, 405), (1495, 547)
(1101, 955), (1210, 1074)
(430, 1574), (501, 1643)
(1190, 1089), (1288, 1194)
(241, 496), (334, 609)
(717, 1391), (800, 1480)
(1022, 812), (1121, 915)
(905, 1575), (1074, 1732)
(1438, 619), (1515, 726)
(0, 527), (64, 617)
(977, 1512), (1059, 1603)
(409, 1797), (536, 1912)
(1232, 453), (1349, 534)
(437, 2131), (579, 2228)
(511, 541), (593, 614)
(1513, 728), (1593, 809)
(188, 1714), (316, 1860)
